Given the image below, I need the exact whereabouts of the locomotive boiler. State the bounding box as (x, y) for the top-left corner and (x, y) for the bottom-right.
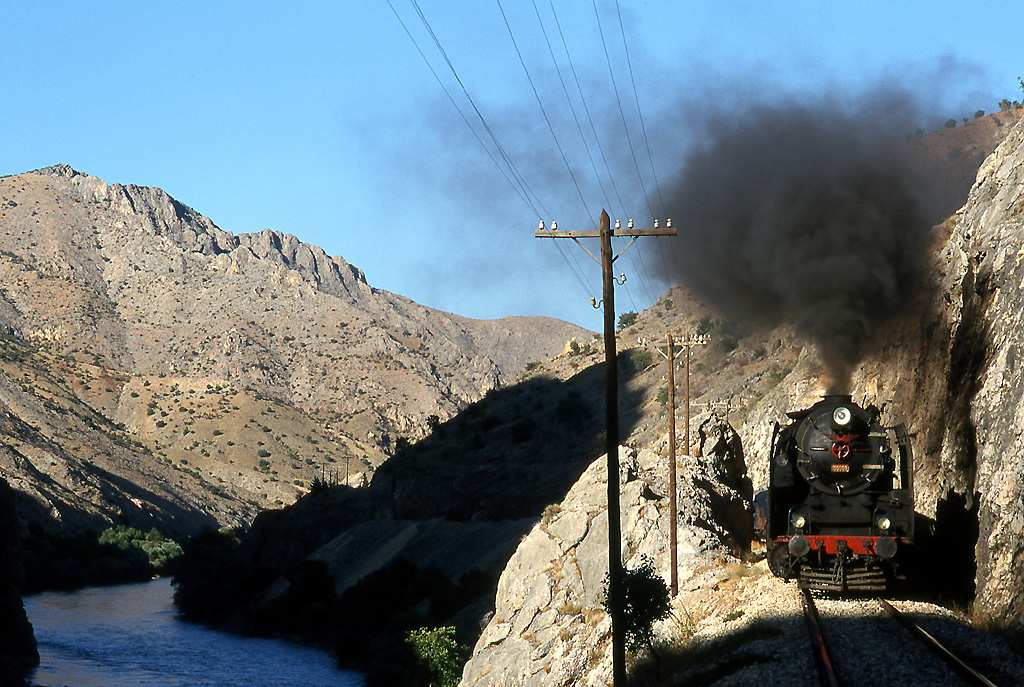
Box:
(759, 395), (914, 592)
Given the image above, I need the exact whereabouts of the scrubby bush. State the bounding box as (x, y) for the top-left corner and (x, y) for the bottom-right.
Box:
(98, 526), (183, 570)
(405, 626), (466, 687)
(623, 348), (653, 373)
(656, 386), (669, 407)
(617, 311), (639, 331)
(604, 557), (672, 654)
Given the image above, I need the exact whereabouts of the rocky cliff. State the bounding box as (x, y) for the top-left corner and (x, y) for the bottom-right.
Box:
(927, 115), (1024, 625)
(0, 165), (586, 540)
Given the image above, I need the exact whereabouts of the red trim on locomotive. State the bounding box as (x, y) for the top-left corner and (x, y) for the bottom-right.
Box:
(772, 535), (909, 556)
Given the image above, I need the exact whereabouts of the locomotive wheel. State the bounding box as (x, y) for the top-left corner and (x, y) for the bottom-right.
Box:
(768, 543), (795, 579)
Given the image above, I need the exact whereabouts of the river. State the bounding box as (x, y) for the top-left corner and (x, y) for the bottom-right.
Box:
(24, 578), (365, 687)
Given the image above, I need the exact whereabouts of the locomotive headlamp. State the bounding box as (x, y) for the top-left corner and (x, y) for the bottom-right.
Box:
(877, 516), (892, 531)
(833, 407), (852, 425)
(792, 514), (807, 529)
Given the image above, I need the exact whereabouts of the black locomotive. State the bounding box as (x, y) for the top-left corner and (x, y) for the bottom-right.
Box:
(757, 395), (914, 592)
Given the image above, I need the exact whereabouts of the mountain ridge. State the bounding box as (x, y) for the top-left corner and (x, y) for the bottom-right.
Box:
(0, 164), (588, 538)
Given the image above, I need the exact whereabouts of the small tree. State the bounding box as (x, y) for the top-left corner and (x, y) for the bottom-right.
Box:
(975, 109), (985, 119)
(656, 386), (669, 407)
(945, 118), (957, 128)
(405, 626), (466, 687)
(617, 311), (639, 331)
(603, 557), (671, 655)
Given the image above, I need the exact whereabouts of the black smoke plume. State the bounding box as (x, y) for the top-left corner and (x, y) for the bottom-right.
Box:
(661, 94), (935, 392)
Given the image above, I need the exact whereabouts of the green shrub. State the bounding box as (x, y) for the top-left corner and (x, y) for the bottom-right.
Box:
(617, 311), (639, 331)
(604, 557), (671, 653)
(625, 348), (653, 372)
(98, 526), (183, 570)
(656, 386), (669, 407)
(405, 626), (466, 687)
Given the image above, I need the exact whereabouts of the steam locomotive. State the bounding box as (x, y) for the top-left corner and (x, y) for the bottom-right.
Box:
(757, 395), (914, 592)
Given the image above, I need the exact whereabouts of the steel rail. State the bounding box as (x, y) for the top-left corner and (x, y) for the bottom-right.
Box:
(802, 588), (841, 687)
(878, 599), (1000, 687)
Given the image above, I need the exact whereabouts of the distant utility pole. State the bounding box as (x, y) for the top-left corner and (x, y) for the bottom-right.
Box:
(679, 334), (708, 460)
(537, 209), (675, 687)
(644, 332), (706, 596)
(647, 334), (684, 596)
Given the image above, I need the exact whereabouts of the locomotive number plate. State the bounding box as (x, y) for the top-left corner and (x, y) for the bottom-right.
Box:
(830, 464), (850, 472)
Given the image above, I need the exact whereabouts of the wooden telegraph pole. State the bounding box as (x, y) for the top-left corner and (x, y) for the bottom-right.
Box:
(537, 210), (675, 687)
(681, 334), (708, 458)
(645, 332), (707, 596)
(648, 334), (683, 595)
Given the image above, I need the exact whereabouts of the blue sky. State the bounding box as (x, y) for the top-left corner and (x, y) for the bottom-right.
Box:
(1, 2), (1021, 330)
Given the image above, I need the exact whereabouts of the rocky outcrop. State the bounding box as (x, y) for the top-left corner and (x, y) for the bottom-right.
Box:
(0, 475), (37, 687)
(459, 440), (752, 687)
(930, 116), (1024, 625)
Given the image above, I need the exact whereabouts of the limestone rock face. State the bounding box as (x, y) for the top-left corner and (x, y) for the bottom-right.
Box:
(459, 444), (751, 687)
(932, 117), (1024, 625)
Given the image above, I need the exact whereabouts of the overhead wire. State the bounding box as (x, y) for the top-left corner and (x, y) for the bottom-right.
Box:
(407, 0), (551, 219)
(495, 0), (591, 221)
(548, 0), (628, 220)
(613, 0), (674, 294)
(614, 0), (666, 218)
(531, 0), (613, 222)
(591, 0), (655, 221)
(545, 0), (651, 311)
(390, 0), (678, 312)
(384, 0), (538, 216)
(493, 0), (600, 301)
(390, 0), (599, 304)
(589, 0), (665, 310)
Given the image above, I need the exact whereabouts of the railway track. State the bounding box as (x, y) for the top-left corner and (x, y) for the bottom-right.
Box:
(802, 589), (1004, 687)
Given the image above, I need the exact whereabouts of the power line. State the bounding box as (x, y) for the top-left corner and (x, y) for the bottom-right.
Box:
(592, 0), (655, 220)
(549, 0), (628, 219)
(612, 0), (674, 287)
(407, 0), (551, 219)
(384, 0), (539, 216)
(531, 0), (612, 220)
(495, 0), (591, 220)
(389, 0), (599, 304)
(615, 0), (666, 218)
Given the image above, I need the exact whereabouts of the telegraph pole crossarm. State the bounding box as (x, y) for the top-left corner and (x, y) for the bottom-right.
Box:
(535, 210), (676, 687)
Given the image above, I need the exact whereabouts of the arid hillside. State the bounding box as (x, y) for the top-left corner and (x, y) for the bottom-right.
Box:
(0, 165), (587, 536)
